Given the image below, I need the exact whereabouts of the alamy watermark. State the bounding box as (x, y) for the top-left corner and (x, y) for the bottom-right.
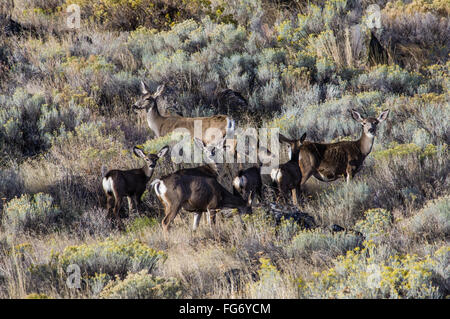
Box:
(66, 4), (80, 29)
(167, 121), (281, 175)
(365, 4), (381, 30)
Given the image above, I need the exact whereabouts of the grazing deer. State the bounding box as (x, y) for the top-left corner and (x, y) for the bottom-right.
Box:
(133, 82), (236, 147)
(298, 109), (389, 186)
(174, 137), (229, 179)
(102, 145), (169, 227)
(270, 133), (307, 205)
(151, 172), (252, 232)
(150, 140), (251, 232)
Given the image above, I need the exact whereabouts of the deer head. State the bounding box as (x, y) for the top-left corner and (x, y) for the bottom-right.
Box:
(132, 81), (165, 113)
(350, 109), (389, 138)
(133, 145), (169, 174)
(279, 132), (307, 160)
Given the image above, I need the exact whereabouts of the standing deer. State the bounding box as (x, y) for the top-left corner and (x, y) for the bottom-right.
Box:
(150, 140), (251, 232)
(151, 173), (251, 232)
(175, 137), (229, 179)
(133, 82), (236, 148)
(270, 133), (307, 205)
(232, 145), (276, 206)
(102, 145), (169, 227)
(298, 109), (389, 186)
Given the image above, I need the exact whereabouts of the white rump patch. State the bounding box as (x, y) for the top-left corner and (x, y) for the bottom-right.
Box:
(270, 168), (281, 183)
(102, 177), (114, 194)
(151, 179), (169, 205)
(233, 176), (241, 191)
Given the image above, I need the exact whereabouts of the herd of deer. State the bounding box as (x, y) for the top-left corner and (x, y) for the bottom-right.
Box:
(101, 81), (390, 231)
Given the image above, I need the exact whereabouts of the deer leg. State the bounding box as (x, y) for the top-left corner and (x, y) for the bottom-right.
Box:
(257, 186), (263, 204)
(127, 196), (134, 216)
(295, 184), (302, 204)
(193, 213), (202, 231)
(291, 188), (298, 206)
(346, 165), (357, 184)
(162, 202), (182, 233)
(280, 184), (290, 205)
(207, 208), (218, 231)
(133, 194), (140, 214)
(113, 196), (124, 230)
(105, 194), (114, 218)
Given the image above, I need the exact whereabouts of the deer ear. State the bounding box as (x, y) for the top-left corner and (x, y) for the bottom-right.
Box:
(153, 84), (165, 98)
(133, 147), (146, 158)
(350, 109), (364, 123)
(140, 81), (149, 94)
(157, 145), (169, 158)
(279, 133), (293, 144)
(377, 109), (390, 122)
(300, 132), (307, 143)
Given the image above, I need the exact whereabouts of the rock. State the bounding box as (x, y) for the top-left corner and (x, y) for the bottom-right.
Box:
(267, 203), (316, 229)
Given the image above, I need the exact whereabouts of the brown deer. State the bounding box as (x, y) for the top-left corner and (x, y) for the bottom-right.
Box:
(270, 133), (307, 205)
(298, 109), (389, 186)
(150, 140), (251, 232)
(151, 173), (251, 232)
(232, 145), (276, 206)
(174, 137), (229, 179)
(133, 82), (236, 147)
(102, 145), (169, 227)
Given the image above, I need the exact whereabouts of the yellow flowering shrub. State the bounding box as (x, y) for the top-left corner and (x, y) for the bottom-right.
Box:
(373, 143), (439, 161)
(246, 258), (293, 298)
(300, 242), (448, 298)
(355, 208), (392, 242)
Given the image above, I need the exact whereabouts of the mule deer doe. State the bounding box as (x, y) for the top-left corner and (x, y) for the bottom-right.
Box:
(232, 144), (276, 206)
(150, 143), (252, 232)
(298, 109), (389, 186)
(102, 145), (169, 227)
(270, 133), (307, 205)
(133, 82), (236, 148)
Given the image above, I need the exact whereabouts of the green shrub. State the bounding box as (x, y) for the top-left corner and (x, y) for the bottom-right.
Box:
(287, 229), (362, 258)
(126, 216), (159, 234)
(99, 270), (183, 299)
(306, 181), (371, 227)
(54, 237), (166, 278)
(355, 65), (424, 95)
(3, 193), (62, 234)
(406, 196), (450, 239)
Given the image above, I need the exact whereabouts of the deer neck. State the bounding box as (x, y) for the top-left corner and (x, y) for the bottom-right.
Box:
(142, 165), (154, 179)
(358, 130), (375, 157)
(146, 102), (165, 137)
